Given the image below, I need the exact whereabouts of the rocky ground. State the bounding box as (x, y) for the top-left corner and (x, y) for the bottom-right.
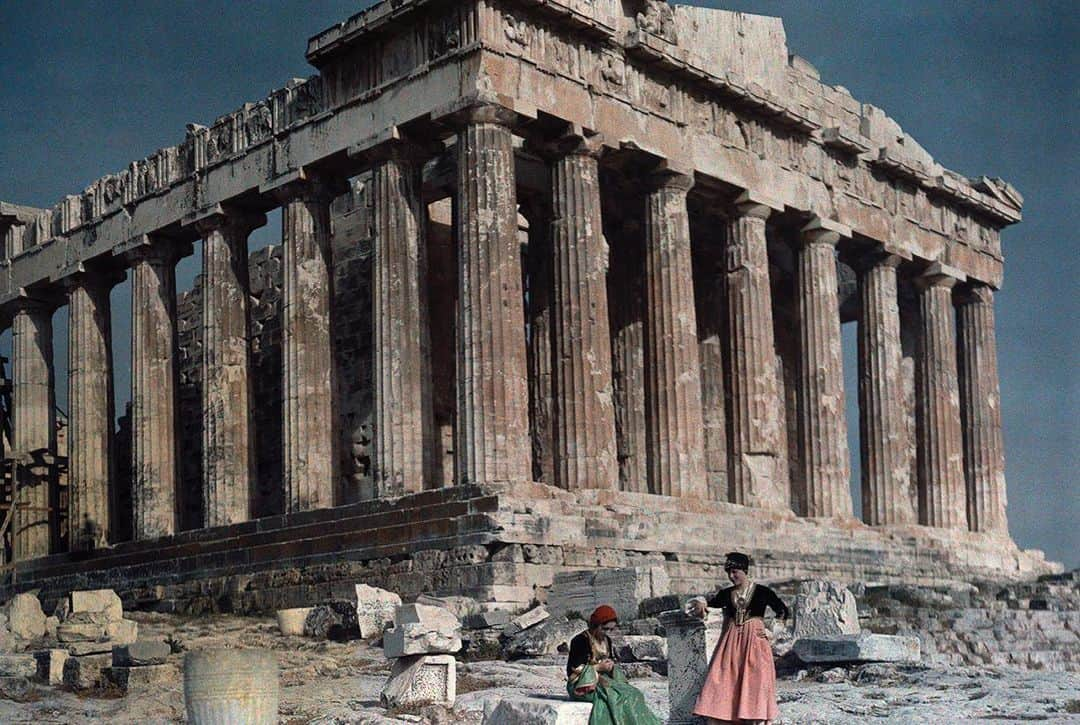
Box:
(0, 612), (1076, 724)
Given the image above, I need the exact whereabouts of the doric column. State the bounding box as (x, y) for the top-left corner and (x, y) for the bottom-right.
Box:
(67, 274), (116, 550)
(545, 132), (617, 490)
(956, 283), (1008, 533)
(130, 244), (181, 540)
(522, 196), (555, 486)
(608, 213), (649, 493)
(371, 142), (435, 496)
(11, 298), (55, 560)
(796, 218), (852, 518)
(275, 175), (337, 512)
(692, 213), (729, 503)
(197, 210), (263, 527)
(454, 107), (531, 484)
(725, 193), (786, 509)
(857, 252), (916, 525)
(914, 265), (966, 529)
(643, 171), (706, 498)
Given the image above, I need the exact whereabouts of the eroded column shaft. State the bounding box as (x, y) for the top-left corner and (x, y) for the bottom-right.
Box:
(131, 250), (179, 539)
(796, 232), (851, 517)
(550, 148), (617, 490)
(373, 152), (434, 496)
(609, 220), (648, 493)
(68, 279), (114, 549)
(455, 117), (531, 483)
(643, 174), (705, 498)
(915, 275), (966, 529)
(857, 256), (915, 525)
(11, 302), (55, 560)
(201, 218), (256, 526)
(725, 204), (785, 508)
(281, 183), (336, 511)
(957, 285), (1008, 533)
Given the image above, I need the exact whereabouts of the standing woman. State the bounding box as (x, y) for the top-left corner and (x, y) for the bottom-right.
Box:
(688, 552), (789, 725)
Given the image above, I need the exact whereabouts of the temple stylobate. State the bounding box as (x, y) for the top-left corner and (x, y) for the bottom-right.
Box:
(0, 1), (1050, 611)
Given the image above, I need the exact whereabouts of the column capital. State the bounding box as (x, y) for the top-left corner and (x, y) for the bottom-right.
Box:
(530, 125), (605, 161)
(914, 261), (966, 291)
(59, 266), (124, 294)
(799, 215), (851, 248)
(116, 234), (191, 266)
(954, 281), (995, 306)
(448, 102), (518, 129)
(184, 204), (266, 238)
(732, 189), (783, 220)
(358, 126), (443, 165)
(852, 248), (904, 273)
(648, 169), (694, 194)
(261, 168), (344, 205)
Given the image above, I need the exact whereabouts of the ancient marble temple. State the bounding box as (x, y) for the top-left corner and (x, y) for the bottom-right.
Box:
(0, 1), (1052, 610)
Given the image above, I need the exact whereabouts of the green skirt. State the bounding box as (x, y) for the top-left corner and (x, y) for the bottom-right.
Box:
(567, 664), (662, 725)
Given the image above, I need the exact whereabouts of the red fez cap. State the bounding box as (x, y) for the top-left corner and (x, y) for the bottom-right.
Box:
(589, 605), (618, 627)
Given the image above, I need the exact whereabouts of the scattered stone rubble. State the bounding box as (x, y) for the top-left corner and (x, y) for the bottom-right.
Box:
(380, 602), (461, 708)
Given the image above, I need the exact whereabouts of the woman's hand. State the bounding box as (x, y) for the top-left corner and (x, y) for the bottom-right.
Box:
(684, 597), (708, 619)
(757, 628), (772, 641)
(596, 658), (615, 673)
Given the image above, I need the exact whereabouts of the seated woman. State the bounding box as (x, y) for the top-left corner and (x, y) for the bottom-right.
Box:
(688, 552), (789, 725)
(566, 605), (662, 725)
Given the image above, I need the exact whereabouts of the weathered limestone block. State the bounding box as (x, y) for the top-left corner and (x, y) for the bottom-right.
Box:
(112, 640), (171, 667)
(463, 610), (512, 630)
(106, 619), (139, 645)
(547, 566), (670, 623)
(68, 641), (113, 656)
(792, 633), (920, 664)
(5, 593), (46, 640)
(354, 585), (402, 639)
(70, 589), (123, 622)
(793, 580), (860, 639)
(34, 649), (69, 685)
(303, 601), (359, 639)
(504, 605), (550, 636)
(482, 697), (592, 725)
(63, 653), (111, 689)
(503, 616), (583, 659)
(56, 622), (107, 643)
(276, 607), (312, 636)
(107, 663), (173, 691)
(613, 635), (668, 662)
(660, 609), (724, 725)
(383, 604), (462, 657)
(0, 654), (37, 677)
(380, 654), (455, 707)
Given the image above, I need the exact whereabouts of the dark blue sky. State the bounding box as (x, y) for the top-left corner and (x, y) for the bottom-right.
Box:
(0, 1), (1075, 567)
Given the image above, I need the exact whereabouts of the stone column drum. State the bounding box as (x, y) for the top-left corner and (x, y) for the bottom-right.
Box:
(796, 218), (852, 518)
(857, 253), (916, 526)
(914, 267), (966, 529)
(199, 211), (263, 527)
(67, 276), (115, 550)
(372, 144), (435, 496)
(547, 134), (618, 490)
(11, 299), (56, 560)
(956, 284), (1008, 533)
(725, 194), (786, 509)
(278, 177), (336, 512)
(454, 109), (531, 484)
(130, 245), (181, 539)
(642, 172), (706, 498)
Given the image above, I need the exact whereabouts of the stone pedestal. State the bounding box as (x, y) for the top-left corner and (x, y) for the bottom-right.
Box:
(372, 146), (434, 496)
(278, 178), (336, 512)
(67, 276), (115, 550)
(454, 109), (531, 484)
(199, 211), (262, 527)
(857, 253), (916, 526)
(548, 135), (617, 490)
(956, 284), (1007, 533)
(725, 194), (786, 509)
(660, 609), (724, 725)
(11, 299), (56, 560)
(796, 218), (852, 518)
(643, 172), (706, 498)
(130, 245), (180, 540)
(914, 267), (966, 529)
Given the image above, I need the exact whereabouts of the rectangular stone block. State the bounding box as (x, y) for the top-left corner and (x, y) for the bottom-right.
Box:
(482, 697), (592, 724)
(548, 567), (670, 623)
(68, 641), (113, 656)
(34, 649), (69, 685)
(106, 619), (139, 645)
(63, 653), (111, 689)
(383, 623), (462, 658)
(792, 633), (921, 664)
(0, 654), (37, 678)
(660, 609), (724, 725)
(56, 622), (107, 643)
(106, 664), (174, 692)
(70, 590), (124, 622)
(380, 654), (455, 707)
(112, 640), (171, 667)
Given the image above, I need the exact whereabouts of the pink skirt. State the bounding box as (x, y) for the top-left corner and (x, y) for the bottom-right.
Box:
(693, 618), (778, 723)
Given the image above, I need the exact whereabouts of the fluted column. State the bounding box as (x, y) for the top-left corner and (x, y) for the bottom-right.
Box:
(130, 245), (180, 540)
(914, 265), (966, 529)
(198, 210), (263, 526)
(547, 134), (617, 490)
(643, 172), (705, 498)
(454, 108), (531, 484)
(11, 299), (55, 560)
(956, 284), (1008, 533)
(372, 144), (435, 496)
(276, 176), (337, 512)
(67, 275), (115, 550)
(609, 214), (649, 493)
(725, 194), (786, 509)
(857, 253), (916, 525)
(796, 218), (852, 517)
(523, 196), (555, 486)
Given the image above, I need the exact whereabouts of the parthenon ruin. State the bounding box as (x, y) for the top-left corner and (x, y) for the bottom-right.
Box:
(0, 0), (1056, 611)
